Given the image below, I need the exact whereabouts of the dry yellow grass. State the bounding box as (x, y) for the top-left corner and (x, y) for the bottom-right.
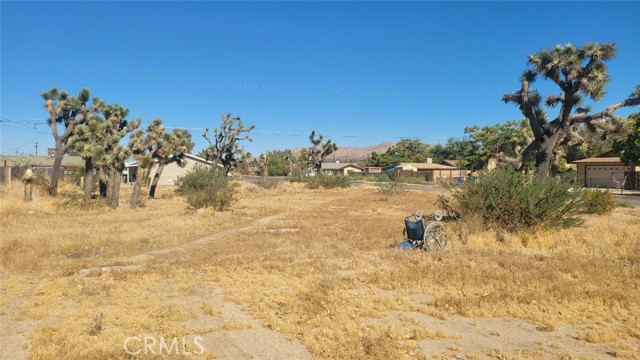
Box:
(1, 180), (639, 359)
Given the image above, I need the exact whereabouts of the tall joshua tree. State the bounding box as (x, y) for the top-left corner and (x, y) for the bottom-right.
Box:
(503, 42), (640, 177)
(67, 110), (107, 201)
(96, 104), (140, 209)
(42, 87), (98, 196)
(128, 118), (166, 207)
(148, 128), (194, 199)
(202, 113), (255, 174)
(306, 130), (338, 171)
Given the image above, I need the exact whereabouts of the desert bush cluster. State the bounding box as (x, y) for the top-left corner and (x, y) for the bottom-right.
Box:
(174, 164), (238, 211)
(440, 167), (617, 233)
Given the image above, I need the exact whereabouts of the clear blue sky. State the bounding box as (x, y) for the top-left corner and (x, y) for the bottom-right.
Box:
(1, 1), (639, 157)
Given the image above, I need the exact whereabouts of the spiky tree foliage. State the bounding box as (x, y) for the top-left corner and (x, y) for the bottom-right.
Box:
(202, 113), (255, 174)
(503, 42), (640, 177)
(128, 118), (166, 207)
(148, 128), (194, 199)
(306, 130), (338, 171)
(42, 87), (98, 196)
(93, 104), (140, 209)
(614, 113), (640, 167)
(67, 110), (107, 201)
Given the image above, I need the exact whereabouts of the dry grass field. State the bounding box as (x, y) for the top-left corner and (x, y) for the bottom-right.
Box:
(1, 180), (639, 359)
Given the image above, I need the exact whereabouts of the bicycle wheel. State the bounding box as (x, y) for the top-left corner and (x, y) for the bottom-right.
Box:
(423, 222), (449, 252)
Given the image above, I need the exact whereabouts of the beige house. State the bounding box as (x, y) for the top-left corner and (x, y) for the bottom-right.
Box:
(321, 162), (363, 176)
(384, 159), (469, 182)
(125, 154), (213, 186)
(574, 156), (639, 189)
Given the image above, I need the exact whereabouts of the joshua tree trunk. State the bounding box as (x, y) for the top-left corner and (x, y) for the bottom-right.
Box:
(108, 170), (122, 209)
(49, 143), (65, 196)
(130, 166), (147, 208)
(98, 167), (108, 200)
(148, 162), (165, 199)
(533, 127), (564, 178)
(83, 158), (94, 201)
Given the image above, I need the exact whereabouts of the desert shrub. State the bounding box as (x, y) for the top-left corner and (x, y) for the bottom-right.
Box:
(175, 165), (238, 211)
(446, 167), (584, 232)
(55, 191), (104, 210)
(581, 189), (615, 214)
(397, 176), (429, 185)
(254, 177), (282, 190)
(305, 174), (351, 189)
(377, 177), (403, 198)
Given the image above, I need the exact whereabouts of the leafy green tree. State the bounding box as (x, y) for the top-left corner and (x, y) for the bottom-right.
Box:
(441, 137), (483, 170)
(202, 113), (255, 174)
(503, 42), (640, 177)
(263, 149), (293, 176)
(367, 139), (430, 167)
(465, 120), (531, 169)
(42, 87), (98, 196)
(305, 131), (338, 171)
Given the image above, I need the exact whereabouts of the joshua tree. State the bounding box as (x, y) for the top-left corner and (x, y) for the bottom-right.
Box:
(95, 104), (140, 209)
(128, 119), (167, 207)
(503, 42), (640, 177)
(42, 87), (98, 196)
(306, 130), (338, 171)
(68, 110), (107, 201)
(202, 113), (255, 174)
(148, 128), (194, 199)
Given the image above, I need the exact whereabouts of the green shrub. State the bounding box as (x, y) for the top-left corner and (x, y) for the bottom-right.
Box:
(446, 167), (584, 232)
(305, 174), (351, 189)
(175, 165), (238, 211)
(377, 177), (403, 198)
(254, 177), (282, 190)
(581, 189), (615, 214)
(397, 176), (429, 185)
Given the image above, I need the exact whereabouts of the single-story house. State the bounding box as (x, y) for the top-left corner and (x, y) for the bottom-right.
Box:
(125, 153), (213, 186)
(573, 156), (639, 189)
(383, 160), (469, 182)
(442, 159), (459, 167)
(0, 155), (84, 183)
(321, 162), (363, 176)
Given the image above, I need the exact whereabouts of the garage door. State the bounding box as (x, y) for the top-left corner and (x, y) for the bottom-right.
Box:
(586, 165), (630, 188)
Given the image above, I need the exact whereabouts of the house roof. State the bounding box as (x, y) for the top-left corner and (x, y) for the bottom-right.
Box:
(0, 155), (84, 167)
(385, 163), (457, 170)
(573, 157), (623, 164)
(321, 163), (363, 170)
(442, 159), (459, 167)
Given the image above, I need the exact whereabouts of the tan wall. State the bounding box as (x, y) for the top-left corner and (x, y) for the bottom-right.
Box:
(576, 163), (586, 185)
(148, 158), (209, 186)
(342, 167), (362, 175)
(432, 169), (469, 180)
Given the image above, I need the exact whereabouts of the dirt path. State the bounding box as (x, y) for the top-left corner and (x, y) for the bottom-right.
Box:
(1, 192), (347, 360)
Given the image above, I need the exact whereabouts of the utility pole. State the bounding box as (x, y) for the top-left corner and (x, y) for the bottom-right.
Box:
(34, 142), (39, 156)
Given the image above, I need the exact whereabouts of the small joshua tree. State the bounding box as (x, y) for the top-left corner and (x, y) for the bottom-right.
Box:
(202, 113), (255, 174)
(306, 130), (338, 172)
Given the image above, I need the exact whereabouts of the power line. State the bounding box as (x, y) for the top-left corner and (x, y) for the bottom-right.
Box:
(5, 55), (512, 96)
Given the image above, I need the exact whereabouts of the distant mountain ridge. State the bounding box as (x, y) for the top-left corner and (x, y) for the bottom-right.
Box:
(291, 142), (395, 163)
